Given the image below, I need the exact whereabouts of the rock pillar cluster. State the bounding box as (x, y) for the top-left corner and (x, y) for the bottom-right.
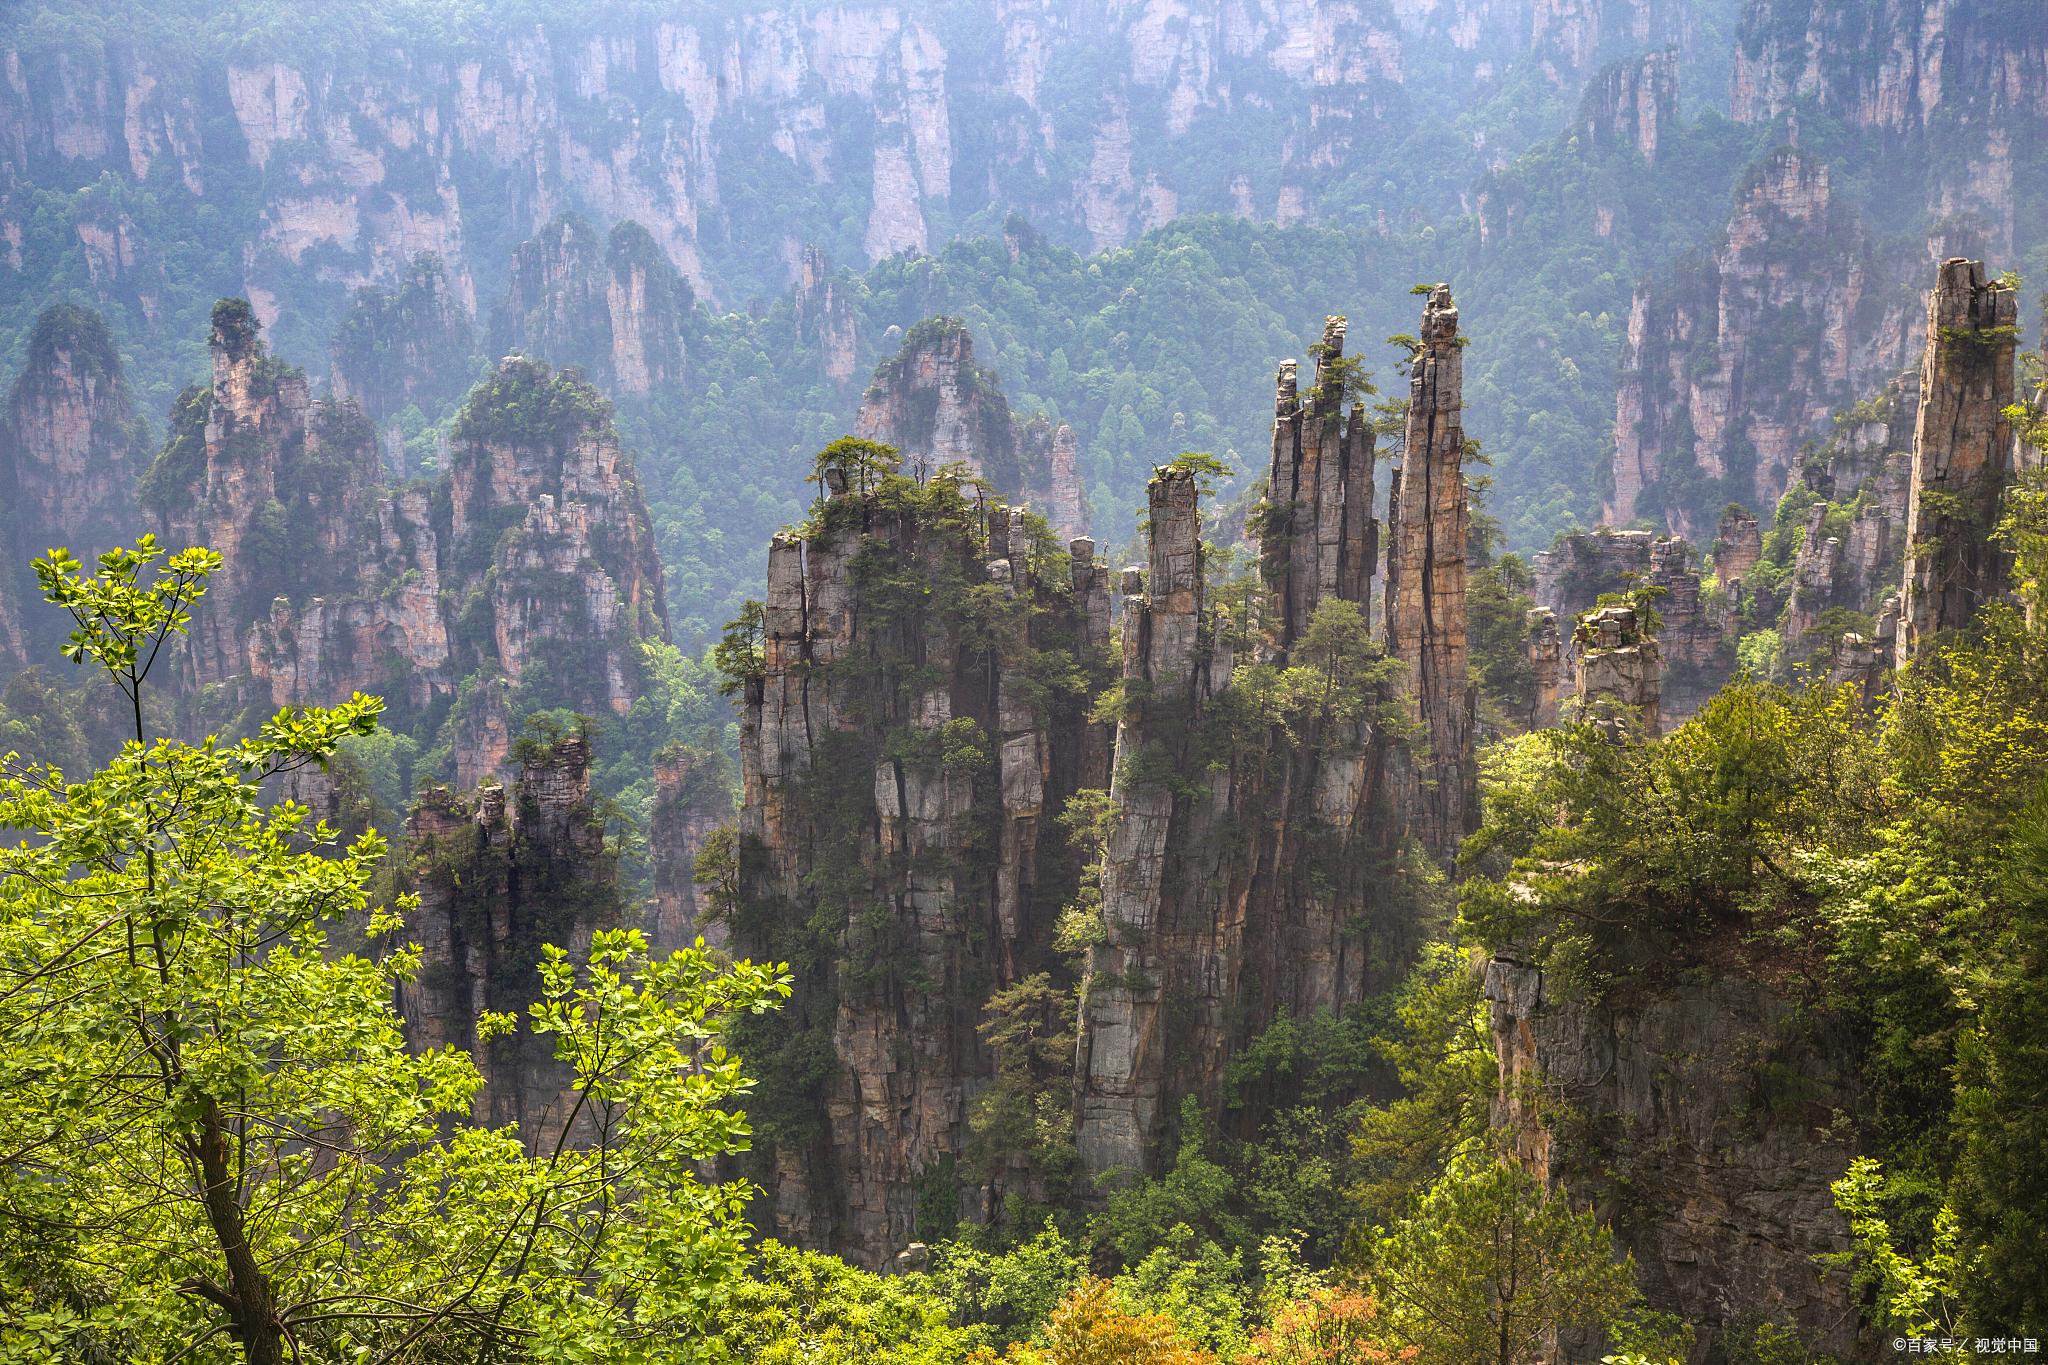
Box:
(1077, 316), (1418, 1182)
(145, 303), (667, 781)
(1384, 286), (1475, 856)
(737, 306), (1465, 1259)
(793, 244), (860, 387)
(1896, 259), (2019, 664)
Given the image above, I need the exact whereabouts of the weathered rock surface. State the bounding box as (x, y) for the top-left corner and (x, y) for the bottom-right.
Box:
(1710, 504), (1761, 592)
(1647, 536), (1734, 719)
(1897, 258), (2018, 664)
(402, 733), (623, 1143)
(0, 303), (148, 667)
(649, 746), (735, 954)
(1576, 46), (1677, 163)
(735, 472), (1110, 1261)
(1570, 602), (1661, 737)
(1528, 607), (1563, 727)
(492, 216), (690, 397)
(1611, 147), (1915, 535)
(144, 302), (666, 781)
(792, 244), (860, 387)
(1487, 953), (1864, 1360)
(1384, 287), (1476, 856)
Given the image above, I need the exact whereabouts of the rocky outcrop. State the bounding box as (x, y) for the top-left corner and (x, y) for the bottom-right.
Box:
(1570, 603), (1661, 738)
(1021, 416), (1089, 541)
(1077, 315), (1422, 1182)
(734, 468), (1110, 1261)
(1528, 608), (1564, 727)
(1610, 147), (1915, 535)
(1384, 287), (1476, 856)
(1897, 258), (2019, 664)
(0, 303), (148, 666)
(737, 310), (1445, 1259)
(1576, 47), (1677, 163)
(1486, 952), (1864, 1359)
(1534, 528), (1656, 621)
(1646, 537), (1734, 718)
(792, 244), (859, 387)
(147, 299), (388, 689)
(1710, 504), (1762, 592)
(854, 318), (1024, 492)
(143, 302), (666, 776)
(402, 732), (623, 1143)
(492, 216), (690, 398)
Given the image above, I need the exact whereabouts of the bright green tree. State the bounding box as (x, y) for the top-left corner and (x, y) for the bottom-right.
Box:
(0, 539), (789, 1364)
(1367, 1158), (1647, 1365)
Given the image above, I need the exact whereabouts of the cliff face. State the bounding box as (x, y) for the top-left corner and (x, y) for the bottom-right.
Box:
(735, 473), (1111, 1260)
(403, 732), (624, 1142)
(1610, 147), (1915, 537)
(1384, 287), (1476, 856)
(0, 303), (148, 666)
(143, 301), (667, 781)
(0, 0), (1706, 338)
(1897, 258), (2018, 664)
(1731, 0), (2048, 259)
(1487, 953), (1863, 1358)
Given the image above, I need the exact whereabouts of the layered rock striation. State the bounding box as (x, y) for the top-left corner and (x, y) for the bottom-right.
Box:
(1896, 258), (2018, 664)
(1384, 287), (1476, 856)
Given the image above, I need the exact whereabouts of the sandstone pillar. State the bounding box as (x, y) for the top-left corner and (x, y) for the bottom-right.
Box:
(1384, 286), (1475, 854)
(1896, 259), (2018, 664)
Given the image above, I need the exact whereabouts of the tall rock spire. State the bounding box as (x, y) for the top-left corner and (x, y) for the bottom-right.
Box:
(1384, 285), (1475, 856)
(1262, 316), (1378, 648)
(1896, 258), (2018, 664)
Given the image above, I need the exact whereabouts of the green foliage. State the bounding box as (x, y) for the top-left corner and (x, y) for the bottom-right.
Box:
(1468, 554), (1539, 727)
(0, 540), (792, 1364)
(969, 975), (1079, 1192)
(1827, 1157), (1964, 1337)
(451, 353), (612, 450)
(1366, 1158), (1655, 1365)
(1349, 943), (1498, 1225)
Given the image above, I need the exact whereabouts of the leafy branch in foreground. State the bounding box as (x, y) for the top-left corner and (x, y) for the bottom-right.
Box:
(0, 539), (789, 1365)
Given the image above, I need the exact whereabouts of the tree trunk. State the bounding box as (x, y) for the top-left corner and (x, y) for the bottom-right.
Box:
(193, 1098), (286, 1365)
